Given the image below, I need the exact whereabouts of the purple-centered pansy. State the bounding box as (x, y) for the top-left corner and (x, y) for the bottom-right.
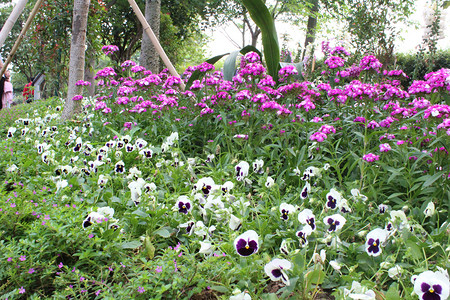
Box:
(82, 207), (114, 229)
(235, 161), (250, 181)
(264, 258), (292, 286)
(296, 225), (313, 247)
(379, 204), (389, 214)
(365, 228), (389, 257)
(300, 166), (320, 181)
(220, 181), (234, 194)
(300, 182), (311, 199)
(193, 177), (217, 196)
(298, 209), (316, 230)
(234, 230), (259, 257)
(323, 214), (346, 232)
(412, 269), (449, 300)
(325, 188), (342, 210)
(252, 159), (264, 174)
(175, 196), (192, 214)
(279, 203), (295, 221)
(114, 161), (125, 173)
(139, 148), (153, 158)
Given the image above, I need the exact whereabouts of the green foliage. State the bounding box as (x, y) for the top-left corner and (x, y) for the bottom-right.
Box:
(396, 49), (450, 84)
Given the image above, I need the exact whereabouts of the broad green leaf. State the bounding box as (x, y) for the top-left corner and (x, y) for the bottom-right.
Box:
(223, 51), (241, 82)
(144, 235), (155, 259)
(154, 227), (171, 238)
(242, 0), (280, 81)
(422, 171), (445, 187)
(305, 268), (325, 285)
(405, 240), (423, 260)
(121, 240), (142, 249)
(385, 283), (400, 300)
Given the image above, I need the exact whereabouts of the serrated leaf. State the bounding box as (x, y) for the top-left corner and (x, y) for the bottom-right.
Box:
(385, 283), (399, 300)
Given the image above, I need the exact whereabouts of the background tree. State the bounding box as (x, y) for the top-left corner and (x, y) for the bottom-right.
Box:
(61, 0), (90, 121)
(321, 0), (414, 64)
(98, 0), (212, 69)
(206, 0), (310, 49)
(0, 0), (104, 97)
(139, 0), (161, 72)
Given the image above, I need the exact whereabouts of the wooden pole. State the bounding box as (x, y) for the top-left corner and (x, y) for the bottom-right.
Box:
(0, 0), (44, 78)
(0, 0), (29, 57)
(127, 0), (185, 91)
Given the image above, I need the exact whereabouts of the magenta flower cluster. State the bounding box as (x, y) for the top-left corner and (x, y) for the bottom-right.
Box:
(101, 45), (119, 55)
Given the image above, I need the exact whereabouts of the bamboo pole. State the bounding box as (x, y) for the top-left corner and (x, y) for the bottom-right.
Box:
(0, 0), (29, 55)
(0, 0), (44, 78)
(127, 0), (185, 91)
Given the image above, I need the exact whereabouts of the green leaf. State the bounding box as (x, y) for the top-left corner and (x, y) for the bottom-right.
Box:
(385, 283), (400, 300)
(223, 51), (241, 82)
(405, 239), (423, 260)
(242, 0), (280, 81)
(154, 227), (172, 238)
(132, 209), (149, 218)
(305, 268), (325, 285)
(422, 171), (445, 187)
(104, 126), (120, 137)
(262, 293), (279, 300)
(144, 235), (155, 259)
(121, 240), (142, 249)
(209, 286), (229, 293)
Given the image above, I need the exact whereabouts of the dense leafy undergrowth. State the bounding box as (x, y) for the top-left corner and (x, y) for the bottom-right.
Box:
(0, 48), (449, 300)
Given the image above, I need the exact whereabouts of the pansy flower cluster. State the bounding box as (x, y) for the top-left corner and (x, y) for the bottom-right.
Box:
(1, 44), (449, 299)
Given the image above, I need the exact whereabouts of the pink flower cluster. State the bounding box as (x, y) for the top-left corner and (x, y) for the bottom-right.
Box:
(324, 56), (346, 69)
(75, 80), (92, 86)
(423, 104), (450, 119)
(359, 55), (382, 72)
(383, 69), (408, 78)
(95, 67), (117, 79)
(72, 95), (83, 101)
(309, 132), (327, 142)
(278, 65), (298, 82)
(330, 46), (351, 57)
(101, 45), (119, 55)
(379, 143), (391, 152)
(362, 153), (380, 162)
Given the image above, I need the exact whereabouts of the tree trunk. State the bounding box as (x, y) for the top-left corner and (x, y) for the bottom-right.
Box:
(302, 0), (319, 59)
(139, 0), (160, 73)
(61, 0), (91, 121)
(0, 0), (28, 53)
(251, 28), (260, 47)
